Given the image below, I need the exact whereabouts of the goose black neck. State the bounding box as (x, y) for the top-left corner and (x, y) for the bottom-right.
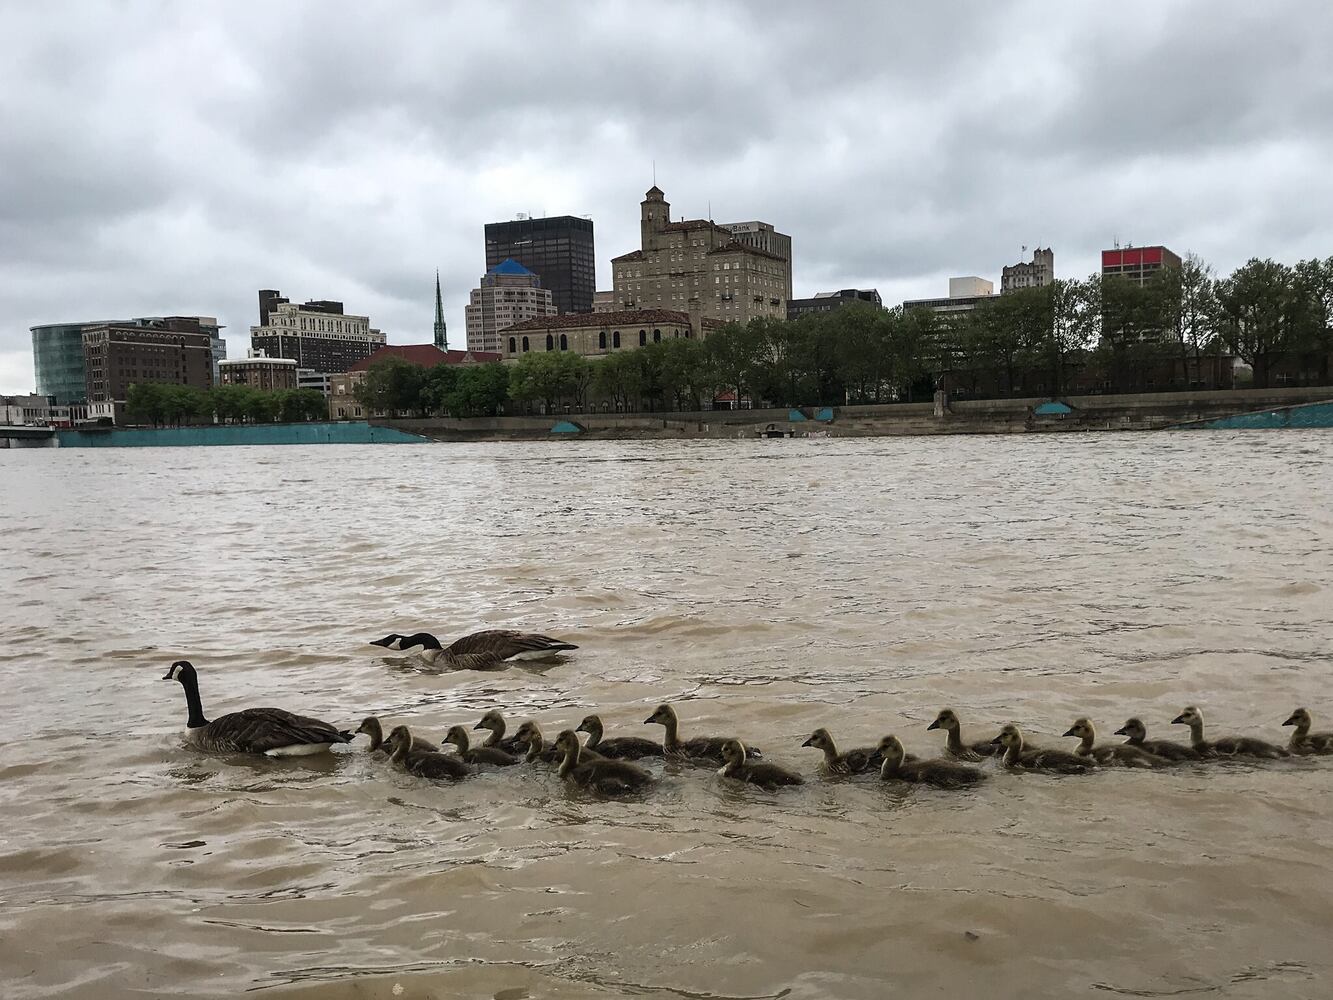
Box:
(406, 632), (442, 650)
(180, 670), (209, 729)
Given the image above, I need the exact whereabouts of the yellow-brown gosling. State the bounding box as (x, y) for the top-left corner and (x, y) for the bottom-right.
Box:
(512, 720), (602, 764)
(386, 725), (470, 780)
(162, 660), (352, 756)
(443, 725), (520, 766)
(356, 716), (439, 755)
(576, 714), (664, 760)
(800, 728), (883, 774)
(926, 709), (1002, 762)
(644, 703), (762, 763)
(1170, 706), (1289, 759)
(1062, 718), (1170, 768)
(473, 709), (531, 756)
(718, 740), (803, 789)
(552, 729), (654, 795)
(1282, 708), (1333, 755)
(992, 724), (1092, 774)
(1112, 718), (1200, 761)
(876, 735), (986, 789)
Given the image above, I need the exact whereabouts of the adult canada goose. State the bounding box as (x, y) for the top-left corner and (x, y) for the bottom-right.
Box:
(162, 660), (351, 757)
(553, 729), (654, 795)
(385, 725), (470, 780)
(355, 716), (439, 755)
(1062, 718), (1170, 768)
(473, 709), (532, 755)
(1283, 708), (1333, 755)
(1171, 706), (1289, 759)
(926, 709), (1001, 762)
(718, 740), (804, 789)
(643, 703), (761, 763)
(991, 724), (1092, 774)
(876, 735), (986, 788)
(442, 725), (520, 766)
(1112, 717), (1199, 761)
(370, 630), (577, 669)
(576, 714), (664, 760)
(800, 728), (882, 774)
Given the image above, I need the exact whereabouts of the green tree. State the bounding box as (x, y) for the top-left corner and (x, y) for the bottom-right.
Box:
(508, 353), (568, 412)
(420, 363), (460, 414)
(1214, 258), (1308, 388)
(834, 304), (892, 403)
(356, 357), (428, 415)
(126, 382), (168, 426)
(590, 351), (644, 412)
(446, 363), (510, 417)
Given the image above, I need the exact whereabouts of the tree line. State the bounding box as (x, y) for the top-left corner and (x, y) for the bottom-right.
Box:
(347, 254), (1333, 418)
(126, 382), (328, 426)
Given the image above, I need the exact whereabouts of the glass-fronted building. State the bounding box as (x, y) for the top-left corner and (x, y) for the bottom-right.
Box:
(31, 322), (112, 405)
(484, 215), (596, 315)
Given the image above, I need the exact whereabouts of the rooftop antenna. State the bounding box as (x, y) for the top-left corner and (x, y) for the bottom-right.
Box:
(652, 160), (656, 186)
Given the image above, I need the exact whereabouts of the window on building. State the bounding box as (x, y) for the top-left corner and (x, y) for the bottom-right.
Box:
(613, 331), (621, 348)
(546, 334), (554, 351)
(508, 337), (516, 353)
(638, 329), (646, 346)
(560, 334), (568, 351)
(598, 331), (606, 349)
(522, 336), (530, 352)
(653, 329), (661, 342)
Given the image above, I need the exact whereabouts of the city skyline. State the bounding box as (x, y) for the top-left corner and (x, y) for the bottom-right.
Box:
(4, 2), (1331, 393)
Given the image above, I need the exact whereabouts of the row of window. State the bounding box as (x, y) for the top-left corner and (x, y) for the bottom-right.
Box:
(507, 327), (696, 354)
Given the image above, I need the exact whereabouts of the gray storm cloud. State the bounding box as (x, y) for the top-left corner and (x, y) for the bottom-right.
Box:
(2, 0), (1329, 391)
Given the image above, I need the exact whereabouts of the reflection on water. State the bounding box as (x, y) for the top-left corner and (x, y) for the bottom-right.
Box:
(1, 434), (1331, 999)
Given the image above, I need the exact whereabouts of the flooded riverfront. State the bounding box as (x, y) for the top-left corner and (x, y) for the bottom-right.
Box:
(1, 433), (1331, 999)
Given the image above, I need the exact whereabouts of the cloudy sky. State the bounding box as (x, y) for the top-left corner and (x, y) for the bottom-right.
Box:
(3, 1), (1330, 392)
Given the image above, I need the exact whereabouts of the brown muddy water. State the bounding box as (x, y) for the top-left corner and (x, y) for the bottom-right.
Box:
(1, 433), (1331, 1000)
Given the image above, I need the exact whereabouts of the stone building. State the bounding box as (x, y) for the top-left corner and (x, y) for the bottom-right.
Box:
(328, 344), (500, 419)
(498, 308), (722, 361)
(249, 291), (385, 373)
(218, 350), (298, 391)
(611, 187), (791, 326)
(1001, 248), (1054, 293)
(82, 317), (216, 404)
(464, 259), (557, 354)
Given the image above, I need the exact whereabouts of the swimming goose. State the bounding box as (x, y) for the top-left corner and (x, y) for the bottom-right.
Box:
(1062, 718), (1170, 768)
(1283, 708), (1333, 755)
(992, 724), (1092, 774)
(800, 728), (882, 774)
(442, 725), (520, 766)
(473, 709), (532, 756)
(553, 729), (654, 795)
(356, 716), (439, 755)
(926, 709), (1001, 762)
(576, 714), (664, 760)
(643, 703), (762, 763)
(511, 720), (601, 764)
(718, 740), (804, 789)
(370, 630), (577, 668)
(1171, 706), (1288, 759)
(385, 725), (471, 780)
(1112, 717), (1199, 761)
(876, 735), (986, 788)
(162, 660), (351, 756)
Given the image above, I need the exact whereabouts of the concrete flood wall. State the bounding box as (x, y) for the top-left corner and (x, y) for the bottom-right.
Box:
(386, 387), (1333, 442)
(55, 421), (428, 448)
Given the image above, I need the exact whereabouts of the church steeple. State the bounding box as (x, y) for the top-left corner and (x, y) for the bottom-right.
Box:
(433, 270), (448, 350)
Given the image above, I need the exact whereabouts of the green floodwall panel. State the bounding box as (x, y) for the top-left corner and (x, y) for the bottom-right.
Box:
(550, 420), (583, 434)
(787, 408), (808, 421)
(1182, 401), (1333, 431)
(55, 421), (428, 447)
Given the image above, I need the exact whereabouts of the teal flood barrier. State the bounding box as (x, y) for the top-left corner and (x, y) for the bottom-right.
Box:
(56, 421), (428, 448)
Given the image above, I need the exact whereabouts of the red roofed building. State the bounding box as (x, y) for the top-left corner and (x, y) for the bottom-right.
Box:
(1101, 245), (1182, 286)
(610, 186), (791, 326)
(329, 343), (501, 419)
(498, 308), (723, 361)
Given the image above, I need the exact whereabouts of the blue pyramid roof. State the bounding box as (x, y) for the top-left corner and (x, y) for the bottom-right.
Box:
(490, 258), (536, 277)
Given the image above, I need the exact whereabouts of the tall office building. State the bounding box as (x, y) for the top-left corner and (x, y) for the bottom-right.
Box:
(464, 259), (557, 354)
(248, 290), (385, 373)
(82, 317), (216, 404)
(1101, 245), (1181, 285)
(484, 215), (595, 314)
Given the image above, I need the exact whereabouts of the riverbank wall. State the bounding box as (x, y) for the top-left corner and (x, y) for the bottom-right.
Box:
(385, 387), (1333, 442)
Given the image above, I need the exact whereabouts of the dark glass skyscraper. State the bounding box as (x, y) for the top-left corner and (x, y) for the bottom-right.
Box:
(484, 215), (595, 314)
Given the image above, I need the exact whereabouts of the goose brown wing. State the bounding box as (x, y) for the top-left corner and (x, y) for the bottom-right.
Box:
(446, 630), (577, 659)
(743, 762), (803, 786)
(436, 651), (507, 671)
(209, 707), (348, 753)
(595, 736), (665, 759)
(1140, 739), (1198, 761)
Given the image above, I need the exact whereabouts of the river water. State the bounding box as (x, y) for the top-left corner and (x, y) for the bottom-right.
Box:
(1, 433), (1331, 1000)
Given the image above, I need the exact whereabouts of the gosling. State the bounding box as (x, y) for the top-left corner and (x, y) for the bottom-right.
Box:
(357, 716), (439, 755)
(1171, 706), (1288, 759)
(992, 724), (1092, 774)
(1063, 718), (1170, 768)
(552, 729), (654, 795)
(386, 725), (470, 780)
(513, 720), (602, 764)
(1112, 717), (1199, 762)
(876, 735), (986, 789)
(473, 709), (532, 756)
(800, 728), (883, 774)
(718, 740), (803, 789)
(1282, 708), (1333, 755)
(926, 708), (1001, 762)
(643, 703), (761, 763)
(576, 714), (664, 760)
(442, 725), (520, 766)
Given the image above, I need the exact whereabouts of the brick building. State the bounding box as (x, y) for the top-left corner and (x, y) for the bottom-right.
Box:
(82, 317), (215, 404)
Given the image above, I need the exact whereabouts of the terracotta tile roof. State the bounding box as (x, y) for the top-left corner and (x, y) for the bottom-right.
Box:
(501, 309), (696, 333)
(349, 344), (500, 371)
(660, 219), (720, 234)
(611, 250), (644, 263)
